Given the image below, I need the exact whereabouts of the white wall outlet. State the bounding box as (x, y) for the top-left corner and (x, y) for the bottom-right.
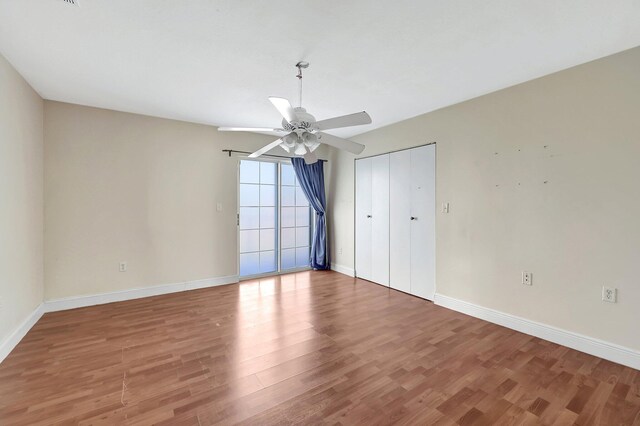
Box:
(119, 262), (127, 272)
(522, 271), (532, 286)
(338, 247), (343, 255)
(216, 202), (223, 212)
(602, 286), (617, 303)
(442, 202), (450, 213)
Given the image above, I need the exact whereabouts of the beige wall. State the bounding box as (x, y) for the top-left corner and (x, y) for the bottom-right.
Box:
(328, 47), (640, 351)
(0, 54), (44, 345)
(44, 102), (277, 299)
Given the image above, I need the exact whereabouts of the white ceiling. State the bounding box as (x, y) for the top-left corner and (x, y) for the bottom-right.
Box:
(1, 1), (639, 138)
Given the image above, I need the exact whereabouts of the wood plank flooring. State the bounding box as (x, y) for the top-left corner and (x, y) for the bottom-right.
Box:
(0, 271), (638, 425)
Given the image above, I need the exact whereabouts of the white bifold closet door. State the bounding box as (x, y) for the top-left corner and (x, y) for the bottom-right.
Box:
(389, 150), (412, 294)
(390, 144), (436, 300)
(355, 158), (373, 281)
(355, 154), (390, 286)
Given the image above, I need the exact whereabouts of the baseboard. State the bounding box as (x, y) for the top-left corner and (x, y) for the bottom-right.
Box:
(434, 293), (640, 370)
(44, 275), (239, 313)
(0, 303), (45, 364)
(331, 263), (355, 277)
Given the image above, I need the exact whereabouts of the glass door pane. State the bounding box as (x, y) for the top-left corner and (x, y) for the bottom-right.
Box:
(239, 160), (277, 277)
(280, 163), (312, 271)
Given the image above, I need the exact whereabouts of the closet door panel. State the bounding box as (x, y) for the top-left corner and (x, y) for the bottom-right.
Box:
(410, 145), (436, 300)
(389, 150), (411, 293)
(370, 154), (390, 286)
(355, 158), (373, 281)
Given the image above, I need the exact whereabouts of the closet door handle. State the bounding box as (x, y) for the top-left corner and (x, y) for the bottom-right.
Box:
(410, 216), (417, 221)
(367, 215), (372, 218)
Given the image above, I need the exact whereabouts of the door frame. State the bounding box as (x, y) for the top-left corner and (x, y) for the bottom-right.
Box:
(236, 155), (313, 281)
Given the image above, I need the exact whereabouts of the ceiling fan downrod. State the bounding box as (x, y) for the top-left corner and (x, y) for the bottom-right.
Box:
(296, 61), (309, 108)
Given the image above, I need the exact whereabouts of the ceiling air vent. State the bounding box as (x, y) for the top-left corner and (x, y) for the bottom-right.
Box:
(60, 0), (80, 6)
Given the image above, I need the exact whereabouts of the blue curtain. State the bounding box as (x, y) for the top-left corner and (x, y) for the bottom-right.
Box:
(291, 158), (329, 270)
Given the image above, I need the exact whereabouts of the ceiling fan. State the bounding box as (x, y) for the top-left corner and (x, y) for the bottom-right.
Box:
(218, 62), (371, 164)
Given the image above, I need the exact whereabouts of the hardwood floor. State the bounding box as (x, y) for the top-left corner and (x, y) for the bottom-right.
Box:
(0, 271), (638, 425)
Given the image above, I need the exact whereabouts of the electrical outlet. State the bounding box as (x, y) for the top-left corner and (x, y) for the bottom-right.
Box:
(602, 286), (617, 303)
(442, 202), (450, 213)
(339, 247), (343, 255)
(119, 262), (127, 272)
(522, 271), (532, 286)
(216, 202), (223, 212)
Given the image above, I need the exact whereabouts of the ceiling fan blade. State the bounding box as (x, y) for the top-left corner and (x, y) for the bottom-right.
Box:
(248, 139), (284, 159)
(218, 127), (287, 134)
(303, 146), (318, 164)
(315, 111), (372, 131)
(268, 97), (297, 123)
(279, 144), (291, 153)
(317, 132), (365, 155)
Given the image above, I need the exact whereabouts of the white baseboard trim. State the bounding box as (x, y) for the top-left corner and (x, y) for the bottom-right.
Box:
(44, 275), (239, 313)
(331, 263), (355, 277)
(0, 303), (45, 364)
(434, 293), (640, 370)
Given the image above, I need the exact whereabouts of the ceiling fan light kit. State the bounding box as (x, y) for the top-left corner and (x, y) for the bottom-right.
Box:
(219, 62), (372, 164)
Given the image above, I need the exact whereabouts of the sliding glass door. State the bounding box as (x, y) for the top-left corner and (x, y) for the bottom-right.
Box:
(238, 159), (312, 278)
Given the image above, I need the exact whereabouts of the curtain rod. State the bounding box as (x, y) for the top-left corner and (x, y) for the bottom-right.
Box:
(222, 149), (327, 162)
